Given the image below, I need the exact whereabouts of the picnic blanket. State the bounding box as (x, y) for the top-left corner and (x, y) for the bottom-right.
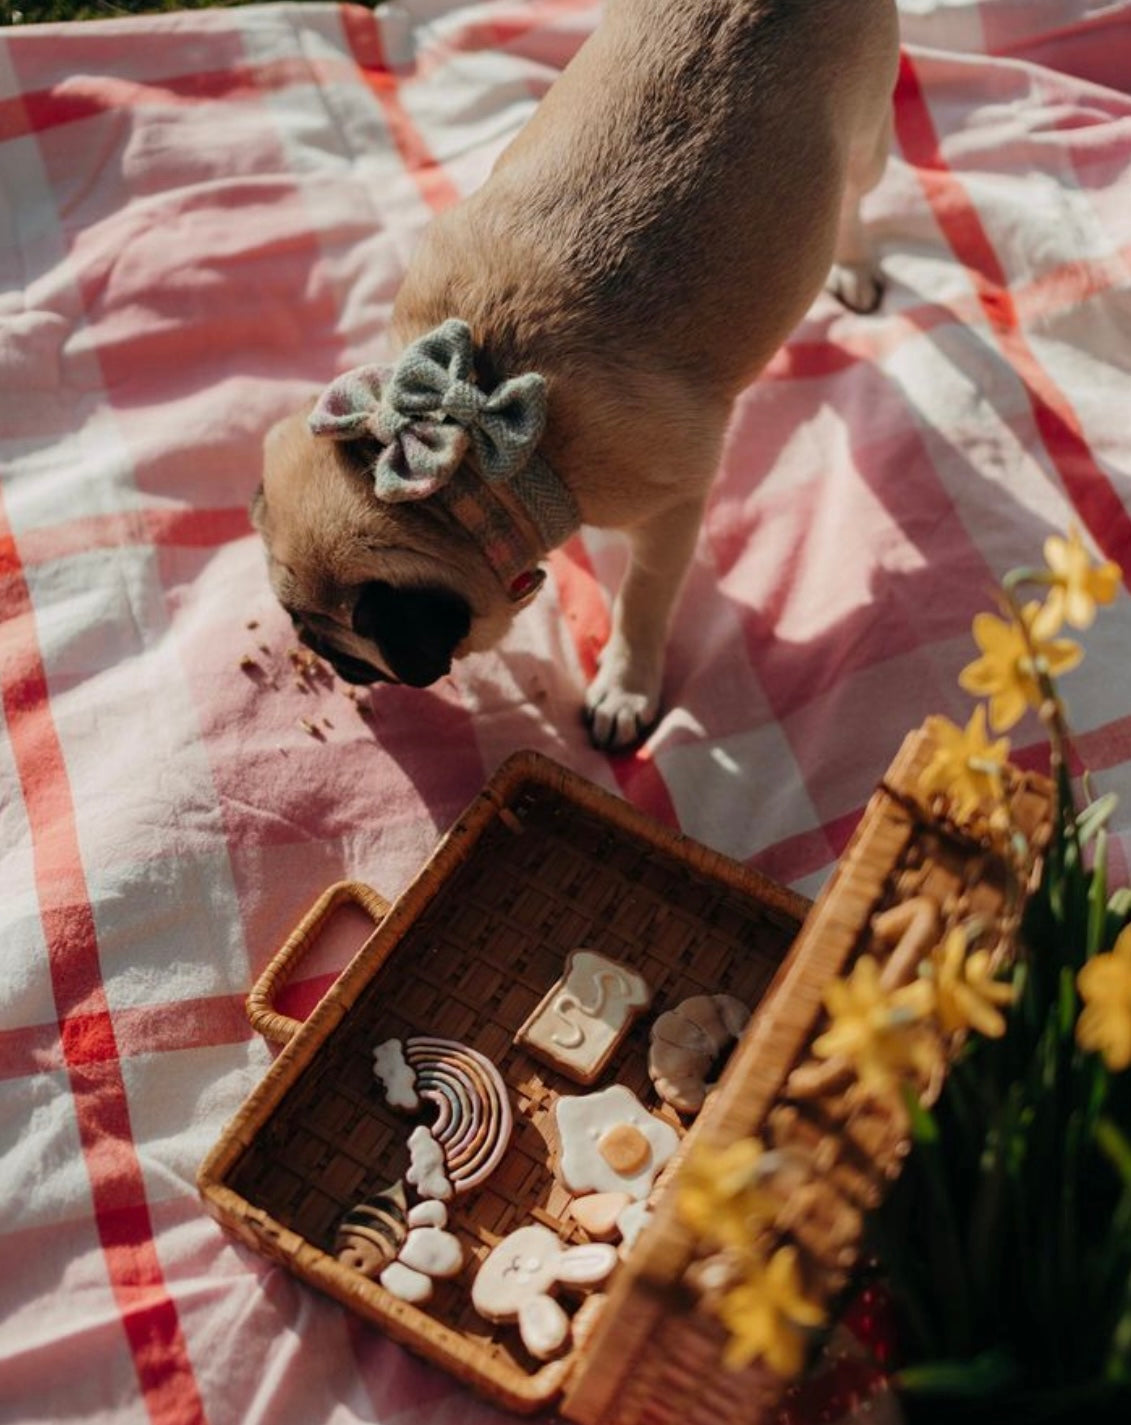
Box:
(3, 1), (1131, 1421)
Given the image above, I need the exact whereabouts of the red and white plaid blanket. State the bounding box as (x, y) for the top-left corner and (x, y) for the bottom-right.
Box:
(2, 1), (1130, 1421)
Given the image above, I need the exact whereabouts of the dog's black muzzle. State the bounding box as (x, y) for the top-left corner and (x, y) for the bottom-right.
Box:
(292, 621), (390, 686)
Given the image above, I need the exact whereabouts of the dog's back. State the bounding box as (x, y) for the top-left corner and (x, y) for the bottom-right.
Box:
(393, 0), (899, 397)
(258, 0), (901, 749)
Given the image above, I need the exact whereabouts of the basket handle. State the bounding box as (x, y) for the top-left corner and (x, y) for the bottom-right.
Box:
(246, 880), (391, 1046)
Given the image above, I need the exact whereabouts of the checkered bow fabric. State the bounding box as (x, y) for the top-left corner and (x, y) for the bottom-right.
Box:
(2, 3), (1131, 1425)
(308, 318), (550, 502)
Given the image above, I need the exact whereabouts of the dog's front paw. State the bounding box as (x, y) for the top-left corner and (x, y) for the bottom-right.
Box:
(584, 653), (661, 752)
(826, 261), (884, 314)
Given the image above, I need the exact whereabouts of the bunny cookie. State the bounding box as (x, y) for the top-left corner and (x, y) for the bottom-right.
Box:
(471, 1224), (617, 1359)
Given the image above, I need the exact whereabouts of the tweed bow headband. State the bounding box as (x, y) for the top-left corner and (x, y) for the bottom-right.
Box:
(308, 319), (549, 503)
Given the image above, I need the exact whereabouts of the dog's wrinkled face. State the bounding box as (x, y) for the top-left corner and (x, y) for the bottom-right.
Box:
(253, 411), (512, 688)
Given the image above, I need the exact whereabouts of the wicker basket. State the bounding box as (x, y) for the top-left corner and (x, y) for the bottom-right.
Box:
(198, 729), (1051, 1421)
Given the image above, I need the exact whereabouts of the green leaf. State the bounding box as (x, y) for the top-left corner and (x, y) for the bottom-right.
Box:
(1077, 793), (1120, 847)
(1105, 1269), (1131, 1384)
(1097, 1118), (1131, 1191)
(1087, 829), (1109, 960)
(1058, 965), (1078, 1044)
(903, 1082), (941, 1145)
(896, 1348), (1019, 1397)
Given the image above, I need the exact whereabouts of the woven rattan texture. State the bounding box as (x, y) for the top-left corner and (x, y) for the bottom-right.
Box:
(563, 751), (1053, 1425)
(227, 780), (799, 1377)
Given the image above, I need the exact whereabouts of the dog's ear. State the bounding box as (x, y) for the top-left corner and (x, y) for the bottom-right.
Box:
(352, 581), (471, 688)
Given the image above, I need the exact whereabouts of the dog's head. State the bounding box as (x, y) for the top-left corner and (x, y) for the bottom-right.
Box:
(251, 409), (518, 688)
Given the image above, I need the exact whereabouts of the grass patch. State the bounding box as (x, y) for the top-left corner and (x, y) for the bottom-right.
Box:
(6, 0), (371, 22)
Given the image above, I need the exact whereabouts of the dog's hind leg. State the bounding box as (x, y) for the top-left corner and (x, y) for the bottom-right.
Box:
(826, 103), (893, 314)
(584, 493), (706, 752)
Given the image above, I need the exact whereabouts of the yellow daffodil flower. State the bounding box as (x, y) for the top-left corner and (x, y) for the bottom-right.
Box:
(926, 928), (1015, 1038)
(677, 1138), (779, 1252)
(958, 602), (1082, 731)
(1076, 925), (1131, 1072)
(1031, 527), (1120, 639)
(812, 955), (939, 1095)
(717, 1245), (826, 1375)
(919, 707), (1011, 821)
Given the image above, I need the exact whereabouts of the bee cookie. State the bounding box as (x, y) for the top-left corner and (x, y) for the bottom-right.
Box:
(334, 1186), (464, 1303)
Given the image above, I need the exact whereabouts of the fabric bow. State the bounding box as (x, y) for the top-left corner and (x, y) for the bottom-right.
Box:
(308, 319), (548, 502)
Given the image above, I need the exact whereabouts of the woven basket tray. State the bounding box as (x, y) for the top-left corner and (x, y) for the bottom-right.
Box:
(198, 749), (807, 1414)
(198, 730), (1051, 1421)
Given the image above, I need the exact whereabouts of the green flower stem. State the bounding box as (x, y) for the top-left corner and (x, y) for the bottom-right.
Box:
(1086, 827), (1109, 960)
(901, 1084), (972, 1355)
(1002, 567), (1056, 594)
(1098, 1118), (1131, 1190)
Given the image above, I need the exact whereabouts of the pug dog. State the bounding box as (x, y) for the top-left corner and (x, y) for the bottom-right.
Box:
(253, 0), (899, 750)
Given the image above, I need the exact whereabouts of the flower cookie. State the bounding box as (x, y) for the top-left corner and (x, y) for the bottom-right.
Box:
(471, 1224), (618, 1359)
(554, 1083), (679, 1200)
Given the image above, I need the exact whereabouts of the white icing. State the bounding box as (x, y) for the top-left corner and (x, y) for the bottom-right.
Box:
(472, 1223), (618, 1358)
(405, 1124), (452, 1202)
(554, 1241), (617, 1287)
(399, 1226), (463, 1278)
(380, 1260), (433, 1303)
(372, 1038), (420, 1112)
(518, 1294), (570, 1359)
(471, 1225), (561, 1319)
(518, 951), (651, 1082)
(555, 1084), (679, 1200)
(406, 1199), (448, 1229)
(616, 1199), (653, 1252)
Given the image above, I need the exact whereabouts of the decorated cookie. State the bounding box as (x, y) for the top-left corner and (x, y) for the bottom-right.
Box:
(372, 1038), (420, 1111)
(516, 950), (651, 1084)
(616, 1199), (654, 1256)
(406, 1124), (452, 1202)
(334, 1181), (409, 1276)
(407, 1199), (448, 1229)
(372, 1035), (513, 1197)
(379, 1260), (434, 1303)
(554, 1083), (679, 1200)
(334, 1183), (464, 1302)
(398, 1225), (464, 1279)
(471, 1223), (618, 1360)
(569, 1191), (632, 1241)
(647, 993), (750, 1113)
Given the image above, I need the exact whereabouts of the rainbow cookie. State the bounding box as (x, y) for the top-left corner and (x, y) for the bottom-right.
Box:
(373, 1034), (513, 1198)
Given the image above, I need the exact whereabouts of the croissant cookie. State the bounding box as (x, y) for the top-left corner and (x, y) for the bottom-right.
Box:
(647, 994), (750, 1114)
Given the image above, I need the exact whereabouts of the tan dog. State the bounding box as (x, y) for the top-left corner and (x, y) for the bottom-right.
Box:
(253, 0), (899, 749)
